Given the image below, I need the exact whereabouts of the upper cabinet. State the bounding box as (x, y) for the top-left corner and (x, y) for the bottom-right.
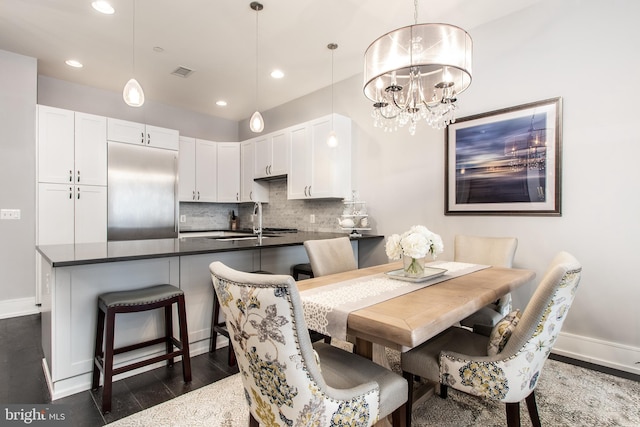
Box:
(254, 131), (289, 179)
(107, 118), (179, 150)
(178, 137), (217, 202)
(37, 106), (107, 186)
(240, 140), (269, 203)
(216, 143), (240, 202)
(288, 114), (352, 200)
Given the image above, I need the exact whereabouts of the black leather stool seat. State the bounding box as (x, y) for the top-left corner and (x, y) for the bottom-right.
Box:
(92, 284), (191, 414)
(99, 284), (184, 308)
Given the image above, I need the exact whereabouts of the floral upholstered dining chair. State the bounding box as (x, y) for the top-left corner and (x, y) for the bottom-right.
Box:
(209, 261), (408, 427)
(401, 251), (582, 427)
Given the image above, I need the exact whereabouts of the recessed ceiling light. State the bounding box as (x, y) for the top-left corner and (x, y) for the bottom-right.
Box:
(65, 59), (83, 68)
(91, 1), (114, 14)
(216, 100), (228, 107)
(270, 69), (284, 79)
(153, 46), (164, 53)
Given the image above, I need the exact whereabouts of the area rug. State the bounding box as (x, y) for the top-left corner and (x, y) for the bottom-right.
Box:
(108, 351), (639, 427)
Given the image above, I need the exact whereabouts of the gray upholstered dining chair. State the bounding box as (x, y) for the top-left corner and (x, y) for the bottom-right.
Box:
(303, 236), (358, 345)
(303, 237), (357, 277)
(454, 235), (518, 328)
(209, 261), (408, 427)
(400, 251), (582, 427)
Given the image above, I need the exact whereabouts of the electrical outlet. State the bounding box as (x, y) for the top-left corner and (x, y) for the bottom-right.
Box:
(180, 215), (186, 223)
(0, 209), (20, 220)
(310, 214), (315, 223)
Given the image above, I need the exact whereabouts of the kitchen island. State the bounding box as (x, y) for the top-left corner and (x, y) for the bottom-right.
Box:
(37, 231), (382, 400)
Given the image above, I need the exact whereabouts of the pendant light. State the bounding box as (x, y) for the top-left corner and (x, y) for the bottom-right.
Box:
(249, 2), (264, 133)
(327, 43), (338, 147)
(123, 0), (144, 107)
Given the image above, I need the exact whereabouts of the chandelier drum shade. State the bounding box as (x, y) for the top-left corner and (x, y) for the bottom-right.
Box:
(363, 23), (472, 133)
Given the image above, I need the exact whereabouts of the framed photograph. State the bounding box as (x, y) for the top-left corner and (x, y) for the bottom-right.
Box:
(445, 97), (562, 216)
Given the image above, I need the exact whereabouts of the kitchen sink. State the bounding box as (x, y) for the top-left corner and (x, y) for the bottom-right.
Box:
(206, 232), (282, 241)
(214, 236), (273, 241)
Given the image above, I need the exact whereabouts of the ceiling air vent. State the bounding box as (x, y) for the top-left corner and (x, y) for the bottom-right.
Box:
(171, 66), (194, 78)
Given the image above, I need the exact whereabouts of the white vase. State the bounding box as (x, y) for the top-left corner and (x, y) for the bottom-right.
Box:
(403, 255), (426, 277)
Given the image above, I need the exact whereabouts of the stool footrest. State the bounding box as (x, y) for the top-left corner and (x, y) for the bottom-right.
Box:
(113, 337), (168, 355)
(112, 350), (184, 376)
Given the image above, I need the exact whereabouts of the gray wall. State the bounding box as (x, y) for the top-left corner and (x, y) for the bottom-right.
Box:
(37, 76), (239, 142)
(0, 50), (37, 307)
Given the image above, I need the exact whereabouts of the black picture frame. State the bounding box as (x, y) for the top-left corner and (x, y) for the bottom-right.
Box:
(445, 97), (562, 216)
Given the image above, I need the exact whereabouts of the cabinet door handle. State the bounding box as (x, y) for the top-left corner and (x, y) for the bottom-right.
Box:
(77, 187), (80, 200)
(69, 187), (73, 199)
(236, 192), (239, 201)
(77, 170), (80, 182)
(147, 133), (151, 144)
(269, 165), (272, 175)
(197, 191), (200, 200)
(69, 170), (73, 182)
(304, 186), (308, 197)
(250, 191), (253, 201)
(192, 190), (195, 200)
(141, 132), (144, 144)
(308, 186), (312, 197)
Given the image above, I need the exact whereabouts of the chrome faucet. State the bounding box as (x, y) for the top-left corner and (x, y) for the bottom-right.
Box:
(252, 201), (263, 244)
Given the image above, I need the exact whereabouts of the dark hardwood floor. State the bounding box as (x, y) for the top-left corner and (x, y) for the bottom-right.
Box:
(0, 314), (238, 426)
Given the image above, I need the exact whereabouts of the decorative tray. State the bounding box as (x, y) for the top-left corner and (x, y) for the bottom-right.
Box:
(385, 267), (448, 283)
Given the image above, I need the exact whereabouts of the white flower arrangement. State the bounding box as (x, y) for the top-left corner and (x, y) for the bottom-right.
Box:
(385, 225), (444, 260)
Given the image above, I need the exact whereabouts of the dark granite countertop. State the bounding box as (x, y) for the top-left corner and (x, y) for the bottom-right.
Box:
(36, 231), (383, 267)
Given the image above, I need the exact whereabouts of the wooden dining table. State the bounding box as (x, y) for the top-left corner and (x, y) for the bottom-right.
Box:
(297, 260), (536, 360)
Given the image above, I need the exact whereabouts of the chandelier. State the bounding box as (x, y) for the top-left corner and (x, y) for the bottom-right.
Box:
(363, 1), (472, 134)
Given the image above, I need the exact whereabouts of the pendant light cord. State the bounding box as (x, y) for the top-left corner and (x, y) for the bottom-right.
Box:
(255, 5), (259, 109)
(132, 0), (136, 75)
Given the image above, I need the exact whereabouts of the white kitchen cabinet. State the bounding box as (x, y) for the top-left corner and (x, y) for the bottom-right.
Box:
(240, 141), (269, 203)
(288, 114), (351, 200)
(107, 118), (179, 150)
(37, 106), (107, 186)
(178, 137), (217, 202)
(75, 112), (107, 186)
(37, 183), (107, 245)
(37, 106), (107, 246)
(254, 131), (289, 179)
(216, 143), (240, 202)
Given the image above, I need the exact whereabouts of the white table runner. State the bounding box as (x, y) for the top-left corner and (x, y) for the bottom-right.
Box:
(300, 261), (489, 341)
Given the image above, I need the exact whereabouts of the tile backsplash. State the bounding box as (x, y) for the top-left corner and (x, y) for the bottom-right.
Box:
(179, 178), (350, 233)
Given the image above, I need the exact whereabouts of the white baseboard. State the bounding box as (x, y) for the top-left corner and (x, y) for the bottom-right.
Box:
(0, 297), (40, 320)
(554, 331), (640, 376)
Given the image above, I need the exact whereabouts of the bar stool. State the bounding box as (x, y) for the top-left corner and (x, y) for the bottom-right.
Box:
(292, 263), (314, 280)
(91, 284), (192, 414)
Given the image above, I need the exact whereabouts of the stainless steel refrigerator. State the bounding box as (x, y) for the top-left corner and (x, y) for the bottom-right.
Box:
(107, 141), (178, 240)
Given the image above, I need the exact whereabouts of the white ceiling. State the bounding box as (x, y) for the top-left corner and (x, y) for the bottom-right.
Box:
(0, 0), (540, 122)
